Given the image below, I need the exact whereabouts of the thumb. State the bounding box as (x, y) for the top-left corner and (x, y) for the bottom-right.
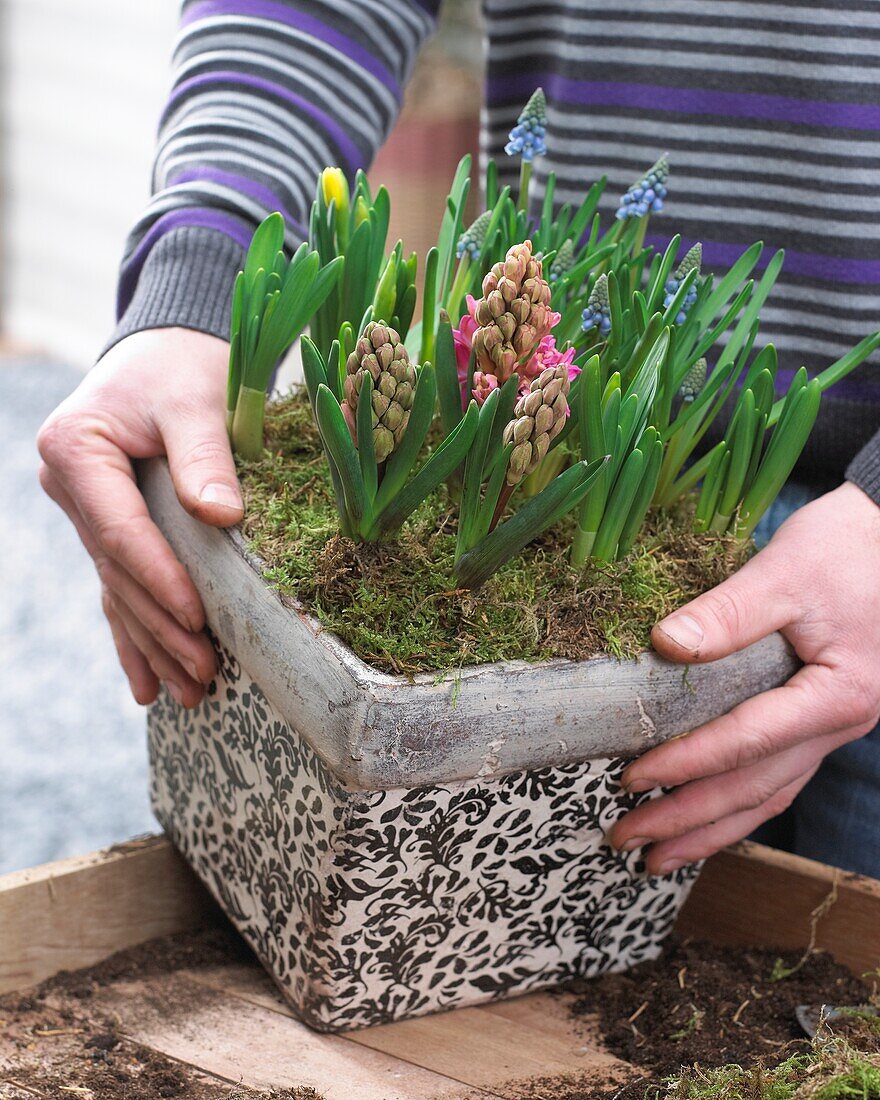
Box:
(651, 548), (793, 663)
(163, 405), (244, 527)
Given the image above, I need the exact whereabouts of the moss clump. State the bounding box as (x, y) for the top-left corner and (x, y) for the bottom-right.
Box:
(652, 1041), (880, 1100)
(237, 391), (750, 676)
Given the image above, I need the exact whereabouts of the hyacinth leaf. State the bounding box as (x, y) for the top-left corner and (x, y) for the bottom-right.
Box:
(338, 221), (373, 335)
(454, 457), (609, 590)
(695, 444), (730, 533)
(476, 441), (516, 542)
(484, 375), (521, 474)
(325, 338), (343, 402)
(356, 371), (378, 505)
(485, 157), (499, 209)
(373, 364), (438, 515)
(458, 388), (503, 556)
(436, 155), (472, 303)
(372, 250), (399, 323)
(712, 387), (757, 530)
(418, 246), (440, 365)
(644, 235), (682, 312)
(315, 383), (369, 532)
(227, 270), (245, 421)
(680, 281), (753, 387)
(736, 378), (823, 538)
(766, 330), (880, 427)
(591, 446), (645, 561)
(693, 241), (763, 325)
(661, 267), (698, 327)
(300, 335), (328, 413)
(617, 431), (664, 558)
(435, 310), (463, 437)
(244, 211), (285, 287)
(371, 402), (479, 539)
(368, 186), (391, 285)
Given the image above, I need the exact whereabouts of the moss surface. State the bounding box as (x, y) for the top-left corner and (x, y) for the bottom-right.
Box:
(237, 391), (751, 675)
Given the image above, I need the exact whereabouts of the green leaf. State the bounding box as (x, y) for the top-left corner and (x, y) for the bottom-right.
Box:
(244, 212), (285, 288)
(300, 335), (328, 412)
(314, 383), (368, 531)
(374, 364), (437, 514)
(420, 247), (440, 365)
(435, 310), (464, 437)
(454, 457), (609, 590)
(372, 401), (479, 538)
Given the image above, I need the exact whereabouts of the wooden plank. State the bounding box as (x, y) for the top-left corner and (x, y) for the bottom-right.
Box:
(677, 840), (880, 976)
(0, 836), (218, 994)
(188, 961), (625, 1095)
(90, 972), (496, 1100)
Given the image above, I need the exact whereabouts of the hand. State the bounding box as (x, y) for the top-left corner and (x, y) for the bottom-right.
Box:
(609, 481), (880, 874)
(37, 328), (243, 708)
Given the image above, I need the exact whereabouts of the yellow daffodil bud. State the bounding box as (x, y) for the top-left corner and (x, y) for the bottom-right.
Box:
(321, 167), (350, 249)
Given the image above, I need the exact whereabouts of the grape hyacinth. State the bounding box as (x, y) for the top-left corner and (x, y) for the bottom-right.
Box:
(549, 238), (575, 282)
(664, 242), (702, 324)
(505, 88), (547, 162)
(616, 154), (669, 220)
(679, 357), (707, 403)
(456, 209), (492, 262)
(581, 273), (611, 337)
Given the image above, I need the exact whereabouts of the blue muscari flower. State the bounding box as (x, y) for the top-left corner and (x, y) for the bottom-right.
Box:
(581, 273), (611, 337)
(663, 242), (702, 324)
(505, 88), (547, 163)
(616, 153), (670, 221)
(456, 209), (492, 261)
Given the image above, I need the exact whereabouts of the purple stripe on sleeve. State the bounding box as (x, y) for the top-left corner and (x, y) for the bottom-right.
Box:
(167, 165), (307, 236)
(775, 366), (880, 404)
(488, 75), (880, 133)
(163, 71), (363, 171)
(647, 235), (880, 286)
(117, 208), (252, 318)
(181, 0), (400, 96)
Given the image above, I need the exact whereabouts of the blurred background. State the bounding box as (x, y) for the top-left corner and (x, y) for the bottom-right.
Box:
(0, 0), (483, 873)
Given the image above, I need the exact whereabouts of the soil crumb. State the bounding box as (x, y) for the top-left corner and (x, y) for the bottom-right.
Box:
(566, 937), (874, 1077)
(0, 929), (317, 1100)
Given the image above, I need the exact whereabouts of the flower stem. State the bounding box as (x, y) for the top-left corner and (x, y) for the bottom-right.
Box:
(518, 159), (532, 213)
(444, 255), (472, 321)
(231, 386), (266, 461)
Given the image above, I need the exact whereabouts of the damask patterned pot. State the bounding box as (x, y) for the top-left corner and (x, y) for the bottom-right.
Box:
(140, 457), (799, 1033)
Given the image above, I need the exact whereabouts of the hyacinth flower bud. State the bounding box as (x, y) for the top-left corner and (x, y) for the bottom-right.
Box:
(472, 240), (553, 383)
(321, 166), (350, 248)
(664, 242), (702, 324)
(342, 321), (417, 462)
(504, 88), (548, 163)
(502, 365), (571, 485)
(581, 274), (612, 337)
(616, 154), (670, 221)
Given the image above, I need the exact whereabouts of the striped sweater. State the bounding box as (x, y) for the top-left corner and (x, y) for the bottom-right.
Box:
(112, 0), (880, 501)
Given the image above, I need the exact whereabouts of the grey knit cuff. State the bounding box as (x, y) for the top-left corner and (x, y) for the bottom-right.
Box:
(846, 427), (880, 507)
(102, 226), (246, 357)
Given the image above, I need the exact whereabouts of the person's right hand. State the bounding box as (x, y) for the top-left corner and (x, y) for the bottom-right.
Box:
(37, 327), (244, 708)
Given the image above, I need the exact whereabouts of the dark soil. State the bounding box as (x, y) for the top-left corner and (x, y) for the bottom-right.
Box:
(566, 936), (874, 1079)
(0, 929), (302, 1100)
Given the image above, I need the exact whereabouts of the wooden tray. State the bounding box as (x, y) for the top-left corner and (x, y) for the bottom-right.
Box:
(2, 837), (879, 1098)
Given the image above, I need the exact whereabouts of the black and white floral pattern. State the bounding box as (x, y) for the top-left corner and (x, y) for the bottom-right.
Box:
(148, 643), (699, 1032)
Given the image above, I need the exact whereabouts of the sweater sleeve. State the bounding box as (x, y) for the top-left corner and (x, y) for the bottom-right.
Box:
(106, 0), (440, 354)
(846, 428), (880, 506)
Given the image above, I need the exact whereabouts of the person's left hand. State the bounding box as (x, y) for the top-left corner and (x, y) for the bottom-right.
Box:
(608, 480), (880, 874)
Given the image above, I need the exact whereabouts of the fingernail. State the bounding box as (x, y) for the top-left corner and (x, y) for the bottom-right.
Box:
(658, 613), (703, 654)
(165, 679), (186, 706)
(624, 777), (656, 794)
(199, 482), (242, 511)
(619, 836), (651, 853)
(658, 857), (687, 875)
(176, 654), (201, 683)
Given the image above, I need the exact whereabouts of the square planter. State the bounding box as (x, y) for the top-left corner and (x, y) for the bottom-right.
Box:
(141, 457), (799, 1032)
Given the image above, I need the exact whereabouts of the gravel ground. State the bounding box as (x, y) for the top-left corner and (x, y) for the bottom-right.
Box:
(0, 358), (155, 874)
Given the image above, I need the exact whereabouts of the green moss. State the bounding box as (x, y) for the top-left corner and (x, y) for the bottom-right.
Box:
(237, 391), (751, 675)
(651, 1044), (880, 1100)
